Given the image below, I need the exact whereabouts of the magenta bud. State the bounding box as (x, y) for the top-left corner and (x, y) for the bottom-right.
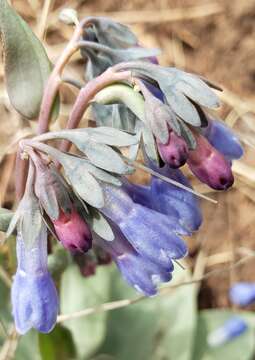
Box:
(187, 133), (234, 190)
(53, 207), (92, 253)
(157, 130), (189, 168)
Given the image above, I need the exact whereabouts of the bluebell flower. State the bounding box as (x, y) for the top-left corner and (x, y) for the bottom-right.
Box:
(101, 184), (188, 270)
(149, 166), (202, 232)
(207, 316), (248, 347)
(125, 159), (202, 232)
(95, 223), (173, 296)
(202, 118), (243, 160)
(229, 282), (255, 307)
(11, 227), (59, 334)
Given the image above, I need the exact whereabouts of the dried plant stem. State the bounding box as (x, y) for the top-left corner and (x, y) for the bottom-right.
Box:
(36, 0), (54, 40)
(0, 326), (19, 360)
(57, 252), (254, 323)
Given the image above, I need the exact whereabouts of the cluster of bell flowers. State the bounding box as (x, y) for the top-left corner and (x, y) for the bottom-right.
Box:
(11, 117), (243, 334)
(9, 14), (245, 337)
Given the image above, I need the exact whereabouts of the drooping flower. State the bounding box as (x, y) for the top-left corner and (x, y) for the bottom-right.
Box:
(157, 129), (189, 168)
(207, 316), (248, 347)
(100, 184), (188, 270)
(229, 282), (255, 306)
(187, 132), (234, 190)
(32, 155), (92, 253)
(202, 118), (243, 160)
(11, 226), (59, 334)
(95, 223), (173, 296)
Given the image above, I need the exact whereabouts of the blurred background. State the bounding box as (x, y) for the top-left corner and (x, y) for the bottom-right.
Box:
(1, 0), (255, 359)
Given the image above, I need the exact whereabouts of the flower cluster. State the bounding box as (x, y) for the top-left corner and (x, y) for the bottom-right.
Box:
(6, 15), (243, 335)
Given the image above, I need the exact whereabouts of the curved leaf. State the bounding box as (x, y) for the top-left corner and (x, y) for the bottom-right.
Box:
(0, 0), (53, 119)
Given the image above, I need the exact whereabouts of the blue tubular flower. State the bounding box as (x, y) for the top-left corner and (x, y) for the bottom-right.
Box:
(133, 158), (202, 232)
(122, 180), (152, 208)
(101, 184), (188, 270)
(229, 282), (255, 307)
(207, 316), (248, 347)
(11, 227), (59, 334)
(149, 165), (203, 232)
(94, 224), (173, 296)
(202, 118), (243, 160)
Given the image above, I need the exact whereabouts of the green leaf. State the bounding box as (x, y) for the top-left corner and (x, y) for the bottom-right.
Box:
(39, 324), (76, 360)
(192, 310), (255, 360)
(89, 209), (114, 241)
(60, 265), (111, 359)
(0, 208), (13, 233)
(98, 266), (197, 360)
(0, 0), (53, 119)
(15, 330), (41, 360)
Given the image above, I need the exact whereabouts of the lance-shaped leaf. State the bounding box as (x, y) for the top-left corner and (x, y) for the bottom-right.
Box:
(85, 127), (138, 147)
(7, 190), (43, 247)
(81, 140), (131, 174)
(89, 17), (138, 48)
(173, 70), (220, 109)
(57, 154), (105, 209)
(0, 0), (55, 119)
(0, 208), (13, 233)
(88, 208), (114, 241)
(34, 168), (60, 221)
(138, 80), (181, 143)
(141, 123), (159, 164)
(34, 162), (72, 221)
(160, 87), (201, 127)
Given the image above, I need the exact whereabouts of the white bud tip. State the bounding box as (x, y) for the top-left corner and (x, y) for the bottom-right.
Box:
(59, 8), (78, 25)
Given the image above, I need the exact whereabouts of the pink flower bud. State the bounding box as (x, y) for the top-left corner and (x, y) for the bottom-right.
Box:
(187, 133), (234, 190)
(157, 129), (189, 168)
(53, 207), (92, 253)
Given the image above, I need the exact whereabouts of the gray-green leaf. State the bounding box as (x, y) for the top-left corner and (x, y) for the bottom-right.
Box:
(0, 0), (53, 119)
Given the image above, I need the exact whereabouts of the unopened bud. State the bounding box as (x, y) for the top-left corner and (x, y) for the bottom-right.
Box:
(59, 8), (78, 26)
(53, 207), (92, 253)
(157, 130), (188, 168)
(187, 133), (234, 190)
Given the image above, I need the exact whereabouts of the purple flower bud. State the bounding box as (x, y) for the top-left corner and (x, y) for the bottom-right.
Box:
(207, 316), (248, 347)
(229, 282), (255, 306)
(203, 118), (243, 160)
(157, 130), (189, 168)
(12, 229), (58, 334)
(187, 132), (234, 190)
(101, 185), (188, 270)
(53, 207), (92, 253)
(95, 224), (173, 296)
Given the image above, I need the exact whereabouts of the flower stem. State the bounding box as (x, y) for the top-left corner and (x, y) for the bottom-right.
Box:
(59, 67), (131, 152)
